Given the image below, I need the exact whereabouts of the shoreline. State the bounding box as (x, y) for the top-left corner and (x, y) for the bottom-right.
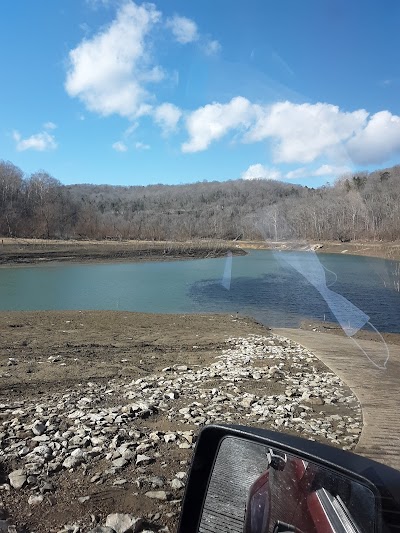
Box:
(0, 311), (362, 532)
(240, 239), (400, 261)
(0, 238), (400, 267)
(0, 238), (245, 267)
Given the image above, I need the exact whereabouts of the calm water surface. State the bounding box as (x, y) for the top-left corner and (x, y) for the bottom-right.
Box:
(0, 250), (399, 332)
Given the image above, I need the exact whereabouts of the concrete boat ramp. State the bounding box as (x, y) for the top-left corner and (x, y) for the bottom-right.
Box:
(274, 328), (400, 471)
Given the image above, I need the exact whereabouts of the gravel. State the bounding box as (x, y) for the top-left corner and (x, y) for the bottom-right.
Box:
(0, 333), (362, 532)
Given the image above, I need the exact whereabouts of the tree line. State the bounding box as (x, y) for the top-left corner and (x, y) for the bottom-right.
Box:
(1, 159), (400, 242)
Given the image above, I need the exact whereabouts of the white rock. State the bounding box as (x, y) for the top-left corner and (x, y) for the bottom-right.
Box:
(112, 457), (128, 468)
(63, 455), (82, 469)
(164, 433), (176, 443)
(28, 494), (44, 505)
(145, 490), (169, 500)
(105, 513), (142, 533)
(8, 470), (26, 489)
(136, 454), (152, 466)
(170, 478), (184, 490)
(71, 448), (84, 458)
(31, 421), (46, 436)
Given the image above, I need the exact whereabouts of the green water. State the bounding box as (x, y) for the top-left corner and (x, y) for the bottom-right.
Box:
(0, 251), (399, 332)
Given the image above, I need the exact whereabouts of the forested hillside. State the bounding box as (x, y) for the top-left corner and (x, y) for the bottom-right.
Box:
(1, 159), (399, 242)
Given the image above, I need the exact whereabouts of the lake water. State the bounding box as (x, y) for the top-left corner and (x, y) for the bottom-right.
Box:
(0, 250), (399, 333)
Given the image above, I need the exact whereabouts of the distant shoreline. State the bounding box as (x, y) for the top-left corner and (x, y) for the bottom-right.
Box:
(0, 237), (399, 266)
(240, 239), (400, 261)
(0, 238), (245, 267)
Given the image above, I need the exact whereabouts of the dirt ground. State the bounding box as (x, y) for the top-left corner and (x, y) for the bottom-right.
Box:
(0, 311), (269, 397)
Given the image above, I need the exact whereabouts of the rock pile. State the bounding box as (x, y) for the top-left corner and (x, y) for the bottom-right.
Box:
(0, 334), (362, 532)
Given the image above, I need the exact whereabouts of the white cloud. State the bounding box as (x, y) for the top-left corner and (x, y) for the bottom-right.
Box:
(135, 141), (150, 150)
(43, 121), (57, 130)
(65, 1), (161, 119)
(245, 101), (368, 164)
(112, 141), (128, 152)
(285, 167), (308, 180)
(346, 111), (400, 165)
(312, 164), (351, 177)
(182, 96), (257, 153)
(241, 163), (352, 183)
(285, 164), (351, 180)
(153, 103), (182, 135)
(241, 164), (281, 181)
(166, 15), (198, 44)
(201, 39), (221, 56)
(13, 130), (57, 152)
(182, 98), (400, 167)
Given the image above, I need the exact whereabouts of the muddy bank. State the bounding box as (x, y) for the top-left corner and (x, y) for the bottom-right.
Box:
(0, 311), (267, 394)
(0, 239), (245, 266)
(1, 238), (400, 267)
(240, 239), (400, 260)
(0, 311), (362, 532)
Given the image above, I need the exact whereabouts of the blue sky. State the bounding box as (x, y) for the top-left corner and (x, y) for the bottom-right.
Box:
(1, 0), (400, 187)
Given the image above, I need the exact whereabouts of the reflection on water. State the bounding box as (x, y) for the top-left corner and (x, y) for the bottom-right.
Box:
(190, 267), (400, 333)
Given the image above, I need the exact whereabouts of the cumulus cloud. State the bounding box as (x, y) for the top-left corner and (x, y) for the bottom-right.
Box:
(66, 1), (221, 147)
(182, 97), (400, 167)
(166, 14), (220, 55)
(241, 164), (281, 181)
(153, 103), (182, 135)
(166, 15), (198, 44)
(65, 1), (161, 119)
(312, 164), (351, 177)
(347, 111), (400, 165)
(112, 141), (128, 152)
(182, 96), (257, 153)
(13, 130), (57, 152)
(241, 163), (352, 183)
(245, 101), (368, 164)
(135, 141), (150, 150)
(285, 164), (352, 180)
(284, 167), (308, 180)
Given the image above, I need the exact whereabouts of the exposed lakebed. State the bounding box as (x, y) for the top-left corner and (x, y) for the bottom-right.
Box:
(0, 311), (361, 533)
